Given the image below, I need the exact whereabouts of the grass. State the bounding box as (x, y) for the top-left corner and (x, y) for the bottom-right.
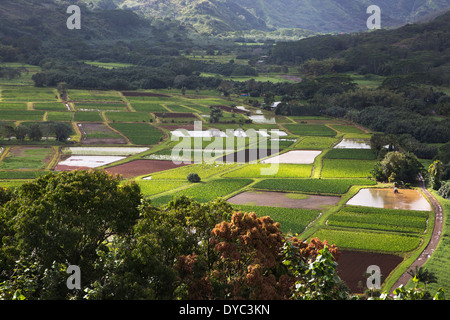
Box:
(67, 89), (123, 102)
(73, 111), (103, 122)
(1, 86), (57, 102)
(0, 103), (28, 110)
(129, 103), (168, 113)
(321, 159), (377, 178)
(421, 192), (450, 295)
(136, 180), (188, 197)
(327, 205), (430, 234)
(0, 110), (44, 121)
(0, 171), (50, 179)
(150, 163), (239, 180)
(252, 178), (376, 195)
(47, 112), (74, 122)
(105, 112), (153, 122)
(231, 204), (320, 234)
(0, 147), (54, 170)
(109, 123), (164, 145)
(284, 124), (337, 137)
(311, 228), (423, 252)
(33, 103), (67, 111)
(323, 148), (376, 160)
(74, 103), (127, 111)
(222, 164), (313, 178)
(293, 136), (339, 150)
(151, 178), (253, 206)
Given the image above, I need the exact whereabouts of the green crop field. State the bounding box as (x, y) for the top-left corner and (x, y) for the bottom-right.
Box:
(151, 178), (253, 206)
(222, 163), (313, 178)
(252, 178), (376, 194)
(231, 204), (320, 234)
(74, 103), (127, 111)
(294, 136), (339, 150)
(284, 124), (337, 137)
(105, 112), (153, 123)
(0, 110), (44, 121)
(327, 205), (430, 234)
(73, 111), (103, 122)
(0, 103), (27, 110)
(323, 148), (376, 160)
(128, 102), (169, 113)
(136, 180), (189, 197)
(33, 103), (67, 111)
(150, 163), (239, 180)
(47, 112), (74, 122)
(321, 159), (377, 178)
(311, 228), (423, 252)
(109, 123), (165, 145)
(0, 147), (55, 171)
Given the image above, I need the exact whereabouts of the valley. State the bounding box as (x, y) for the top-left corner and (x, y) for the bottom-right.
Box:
(0, 0), (449, 302)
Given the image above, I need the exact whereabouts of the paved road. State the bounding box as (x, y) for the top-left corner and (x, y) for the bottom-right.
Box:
(389, 179), (444, 295)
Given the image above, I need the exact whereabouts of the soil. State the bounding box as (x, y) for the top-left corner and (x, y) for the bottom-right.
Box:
(105, 159), (189, 179)
(227, 191), (341, 210)
(78, 123), (128, 145)
(337, 251), (403, 293)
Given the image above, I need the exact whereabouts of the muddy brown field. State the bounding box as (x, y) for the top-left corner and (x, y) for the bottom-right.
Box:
(227, 191), (341, 210)
(105, 159), (189, 178)
(336, 251), (403, 293)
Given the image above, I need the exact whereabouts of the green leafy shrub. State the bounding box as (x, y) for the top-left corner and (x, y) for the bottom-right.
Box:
(187, 173), (201, 183)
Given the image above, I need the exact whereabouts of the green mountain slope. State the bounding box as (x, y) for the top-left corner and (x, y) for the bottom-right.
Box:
(81, 0), (450, 33)
(237, 0), (450, 32)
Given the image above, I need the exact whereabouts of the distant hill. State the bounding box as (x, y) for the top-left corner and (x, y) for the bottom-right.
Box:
(81, 0), (450, 34)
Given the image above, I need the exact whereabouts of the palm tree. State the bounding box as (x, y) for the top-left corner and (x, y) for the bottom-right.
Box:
(407, 266), (438, 290)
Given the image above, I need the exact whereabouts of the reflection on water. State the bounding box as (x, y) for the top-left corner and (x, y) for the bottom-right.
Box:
(347, 188), (432, 211)
(249, 115), (276, 124)
(334, 139), (371, 149)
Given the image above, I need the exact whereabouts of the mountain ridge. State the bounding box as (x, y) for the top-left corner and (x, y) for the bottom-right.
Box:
(81, 0), (450, 34)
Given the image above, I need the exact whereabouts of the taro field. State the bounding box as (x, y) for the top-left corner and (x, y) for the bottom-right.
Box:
(0, 69), (442, 294)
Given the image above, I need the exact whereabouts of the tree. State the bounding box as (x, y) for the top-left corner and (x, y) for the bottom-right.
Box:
(371, 151), (424, 184)
(84, 196), (235, 300)
(187, 173), (201, 183)
(57, 82), (68, 101)
(428, 160), (444, 190)
(218, 80), (234, 98)
(407, 266), (437, 291)
(15, 125), (28, 141)
(28, 124), (42, 142)
(0, 170), (142, 300)
(209, 107), (223, 123)
(53, 122), (71, 141)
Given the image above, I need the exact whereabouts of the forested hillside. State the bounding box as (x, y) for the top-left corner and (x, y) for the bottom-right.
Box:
(80, 0), (450, 33)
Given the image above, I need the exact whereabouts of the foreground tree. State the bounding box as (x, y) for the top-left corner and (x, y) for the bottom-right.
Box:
(0, 170), (142, 299)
